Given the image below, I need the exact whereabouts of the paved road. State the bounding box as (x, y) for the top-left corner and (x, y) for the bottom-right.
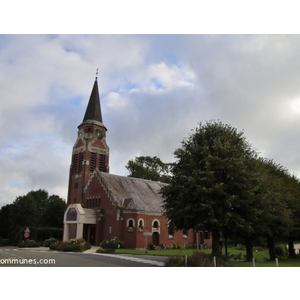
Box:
(0, 247), (167, 267)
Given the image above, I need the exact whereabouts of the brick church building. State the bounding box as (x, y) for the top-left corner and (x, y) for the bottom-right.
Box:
(63, 77), (211, 249)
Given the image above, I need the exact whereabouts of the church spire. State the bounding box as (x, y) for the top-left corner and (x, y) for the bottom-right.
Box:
(83, 78), (102, 122)
(79, 77), (106, 130)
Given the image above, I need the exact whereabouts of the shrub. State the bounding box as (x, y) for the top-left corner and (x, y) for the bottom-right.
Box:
(100, 238), (124, 249)
(18, 240), (40, 248)
(165, 251), (227, 267)
(43, 237), (59, 247)
(49, 241), (59, 250)
(50, 238), (91, 252)
(165, 256), (185, 267)
(188, 251), (211, 267)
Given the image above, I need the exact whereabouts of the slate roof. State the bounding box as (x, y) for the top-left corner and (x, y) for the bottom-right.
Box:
(96, 171), (168, 213)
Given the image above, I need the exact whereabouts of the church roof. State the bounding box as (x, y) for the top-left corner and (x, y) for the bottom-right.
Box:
(78, 78), (106, 129)
(95, 171), (168, 213)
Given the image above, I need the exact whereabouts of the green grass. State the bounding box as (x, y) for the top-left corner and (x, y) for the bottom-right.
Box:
(114, 246), (300, 267)
(114, 246), (268, 260)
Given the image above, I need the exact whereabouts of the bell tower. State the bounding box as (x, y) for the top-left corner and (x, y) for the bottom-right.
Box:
(67, 77), (109, 206)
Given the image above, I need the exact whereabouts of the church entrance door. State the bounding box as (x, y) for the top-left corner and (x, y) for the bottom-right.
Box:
(83, 225), (96, 245)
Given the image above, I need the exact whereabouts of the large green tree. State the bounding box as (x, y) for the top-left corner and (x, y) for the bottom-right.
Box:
(255, 158), (298, 260)
(126, 155), (171, 183)
(161, 121), (260, 255)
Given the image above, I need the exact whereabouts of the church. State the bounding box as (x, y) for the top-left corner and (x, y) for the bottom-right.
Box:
(63, 77), (212, 249)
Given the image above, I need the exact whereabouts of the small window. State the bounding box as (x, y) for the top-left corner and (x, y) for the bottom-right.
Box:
(99, 154), (105, 172)
(90, 152), (95, 173)
(79, 153), (84, 173)
(74, 154), (78, 174)
(129, 220), (133, 227)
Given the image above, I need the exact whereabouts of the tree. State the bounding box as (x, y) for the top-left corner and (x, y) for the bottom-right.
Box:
(255, 158), (297, 260)
(161, 120), (259, 255)
(126, 155), (171, 183)
(0, 189), (66, 243)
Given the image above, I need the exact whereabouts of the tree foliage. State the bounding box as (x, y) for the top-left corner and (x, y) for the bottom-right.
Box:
(161, 120), (300, 256)
(0, 189), (66, 242)
(126, 155), (171, 183)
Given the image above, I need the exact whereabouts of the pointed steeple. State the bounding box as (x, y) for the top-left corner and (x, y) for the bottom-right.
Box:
(79, 78), (106, 130)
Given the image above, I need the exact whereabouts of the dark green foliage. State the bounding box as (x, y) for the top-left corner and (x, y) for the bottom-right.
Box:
(161, 120), (300, 256)
(0, 189), (66, 244)
(162, 121), (260, 253)
(18, 240), (40, 248)
(275, 244), (288, 258)
(126, 156), (171, 183)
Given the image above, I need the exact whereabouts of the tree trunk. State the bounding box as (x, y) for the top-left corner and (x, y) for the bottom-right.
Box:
(245, 236), (253, 261)
(288, 237), (296, 257)
(267, 236), (276, 261)
(212, 230), (221, 256)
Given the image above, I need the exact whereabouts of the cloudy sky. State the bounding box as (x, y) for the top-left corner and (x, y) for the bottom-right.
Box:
(1, 34), (300, 207)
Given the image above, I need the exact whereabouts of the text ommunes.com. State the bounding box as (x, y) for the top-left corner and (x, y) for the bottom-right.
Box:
(0, 258), (55, 265)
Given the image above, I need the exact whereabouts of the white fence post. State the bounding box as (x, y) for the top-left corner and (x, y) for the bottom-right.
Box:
(213, 256), (217, 267)
(252, 258), (255, 267)
(275, 258), (279, 267)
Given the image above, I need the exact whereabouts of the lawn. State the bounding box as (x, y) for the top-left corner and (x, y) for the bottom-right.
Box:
(114, 246), (300, 267)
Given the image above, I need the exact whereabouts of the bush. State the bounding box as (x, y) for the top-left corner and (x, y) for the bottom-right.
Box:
(18, 240), (40, 248)
(43, 237), (59, 247)
(165, 251), (226, 267)
(50, 238), (91, 252)
(188, 251), (211, 267)
(165, 256), (185, 267)
(100, 238), (124, 249)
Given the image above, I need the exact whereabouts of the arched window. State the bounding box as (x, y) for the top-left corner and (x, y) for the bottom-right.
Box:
(152, 219), (160, 233)
(138, 218), (144, 232)
(126, 218), (135, 232)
